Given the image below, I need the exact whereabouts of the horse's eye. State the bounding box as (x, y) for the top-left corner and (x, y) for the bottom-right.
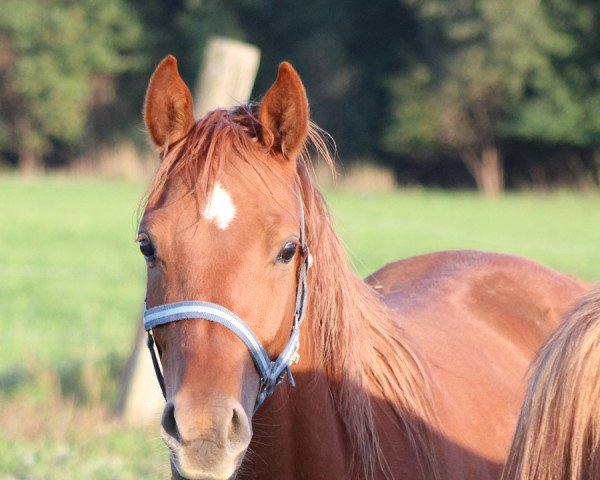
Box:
(277, 242), (298, 264)
(139, 237), (156, 261)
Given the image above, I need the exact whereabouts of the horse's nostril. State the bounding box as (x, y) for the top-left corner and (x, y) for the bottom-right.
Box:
(227, 404), (250, 448)
(229, 407), (242, 439)
(161, 401), (179, 442)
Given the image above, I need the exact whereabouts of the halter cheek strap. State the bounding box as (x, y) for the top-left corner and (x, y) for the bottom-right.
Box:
(143, 198), (311, 412)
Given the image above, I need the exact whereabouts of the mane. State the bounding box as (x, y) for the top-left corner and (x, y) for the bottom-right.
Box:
(295, 136), (439, 480)
(144, 105), (269, 210)
(501, 287), (600, 480)
(143, 105), (439, 480)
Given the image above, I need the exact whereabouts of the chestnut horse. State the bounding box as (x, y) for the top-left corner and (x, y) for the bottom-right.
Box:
(501, 286), (600, 480)
(138, 55), (586, 480)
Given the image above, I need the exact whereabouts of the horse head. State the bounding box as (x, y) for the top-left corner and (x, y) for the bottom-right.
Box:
(140, 55), (312, 479)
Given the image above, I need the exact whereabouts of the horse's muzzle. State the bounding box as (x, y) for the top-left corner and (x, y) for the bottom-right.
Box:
(161, 397), (251, 480)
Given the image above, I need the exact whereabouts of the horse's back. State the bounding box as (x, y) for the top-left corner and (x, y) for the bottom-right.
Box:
(368, 250), (584, 355)
(366, 250), (586, 478)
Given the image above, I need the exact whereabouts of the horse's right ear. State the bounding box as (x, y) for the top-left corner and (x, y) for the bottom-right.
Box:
(144, 55), (195, 150)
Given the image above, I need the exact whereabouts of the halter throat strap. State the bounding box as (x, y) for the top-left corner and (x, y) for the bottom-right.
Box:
(143, 196), (311, 411)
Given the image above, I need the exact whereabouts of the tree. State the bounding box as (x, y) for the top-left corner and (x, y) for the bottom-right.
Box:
(193, 0), (419, 161)
(0, 0), (143, 173)
(506, 0), (600, 148)
(384, 0), (579, 196)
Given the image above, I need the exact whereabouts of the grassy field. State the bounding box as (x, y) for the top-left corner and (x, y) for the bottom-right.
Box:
(329, 188), (600, 280)
(1, 175), (600, 479)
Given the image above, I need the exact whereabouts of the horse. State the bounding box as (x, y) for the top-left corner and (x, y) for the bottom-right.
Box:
(138, 55), (587, 480)
(500, 286), (600, 480)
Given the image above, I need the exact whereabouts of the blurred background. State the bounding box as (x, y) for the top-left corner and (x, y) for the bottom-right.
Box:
(1, 0), (600, 479)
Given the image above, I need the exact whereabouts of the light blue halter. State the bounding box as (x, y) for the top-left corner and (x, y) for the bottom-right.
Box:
(143, 200), (312, 411)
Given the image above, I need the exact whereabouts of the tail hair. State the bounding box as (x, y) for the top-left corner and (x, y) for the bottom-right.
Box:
(501, 286), (600, 480)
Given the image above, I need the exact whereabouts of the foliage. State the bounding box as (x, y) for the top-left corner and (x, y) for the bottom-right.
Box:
(120, 0), (418, 161)
(508, 0), (600, 146)
(383, 0), (600, 195)
(1, 0), (600, 190)
(229, 0), (418, 159)
(0, 0), (143, 171)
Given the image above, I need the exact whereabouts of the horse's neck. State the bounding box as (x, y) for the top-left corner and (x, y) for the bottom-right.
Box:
(244, 330), (431, 480)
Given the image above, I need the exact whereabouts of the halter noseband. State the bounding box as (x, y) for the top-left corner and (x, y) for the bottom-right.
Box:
(143, 198), (312, 411)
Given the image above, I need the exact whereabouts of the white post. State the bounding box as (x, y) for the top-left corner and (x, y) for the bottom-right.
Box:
(118, 37), (260, 425)
(194, 37), (261, 117)
(117, 318), (163, 425)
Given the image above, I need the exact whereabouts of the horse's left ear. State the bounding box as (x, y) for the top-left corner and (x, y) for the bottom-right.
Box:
(259, 62), (309, 161)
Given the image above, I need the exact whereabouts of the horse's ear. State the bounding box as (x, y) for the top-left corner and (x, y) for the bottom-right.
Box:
(259, 62), (309, 160)
(144, 55), (195, 150)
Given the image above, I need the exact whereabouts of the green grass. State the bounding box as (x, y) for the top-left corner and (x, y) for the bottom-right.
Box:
(1, 176), (599, 479)
(0, 177), (146, 370)
(328, 189), (600, 279)
(0, 176), (162, 480)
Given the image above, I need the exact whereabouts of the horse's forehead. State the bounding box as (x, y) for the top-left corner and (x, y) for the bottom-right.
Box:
(203, 182), (236, 230)
(143, 176), (297, 238)
(143, 142), (299, 235)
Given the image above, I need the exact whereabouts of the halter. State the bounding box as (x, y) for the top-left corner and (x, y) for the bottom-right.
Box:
(143, 198), (312, 411)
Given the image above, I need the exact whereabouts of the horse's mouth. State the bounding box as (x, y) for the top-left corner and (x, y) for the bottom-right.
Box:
(170, 460), (238, 480)
(165, 434), (242, 480)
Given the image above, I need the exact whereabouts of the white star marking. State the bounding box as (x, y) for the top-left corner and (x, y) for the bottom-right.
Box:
(203, 182), (236, 229)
